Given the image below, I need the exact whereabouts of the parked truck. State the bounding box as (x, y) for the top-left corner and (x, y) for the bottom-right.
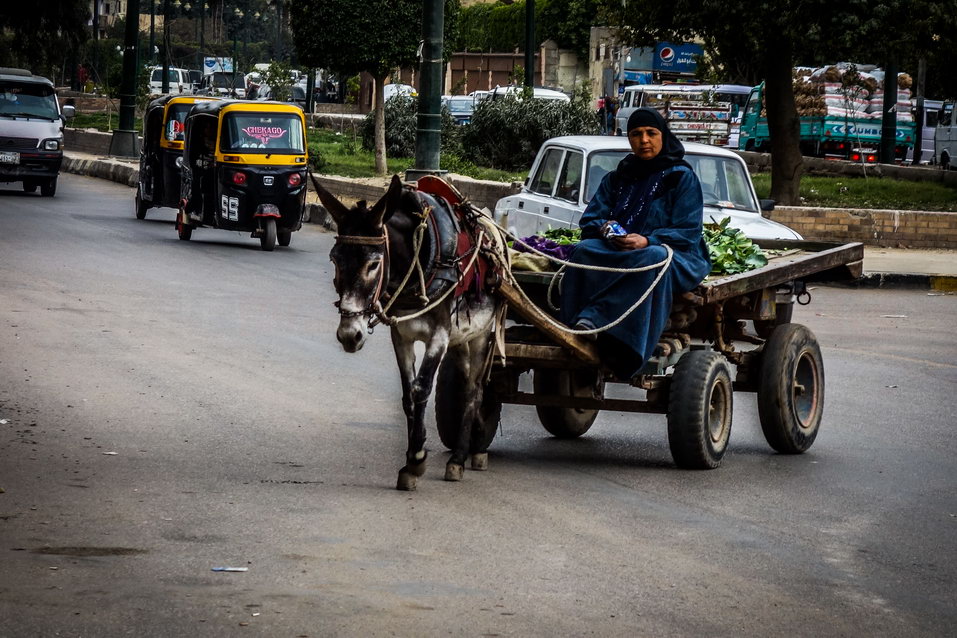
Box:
(738, 81), (916, 162)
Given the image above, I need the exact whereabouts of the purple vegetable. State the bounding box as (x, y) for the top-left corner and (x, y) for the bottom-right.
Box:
(514, 235), (575, 260)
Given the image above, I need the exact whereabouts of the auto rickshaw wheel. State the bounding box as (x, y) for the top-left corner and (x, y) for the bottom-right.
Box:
(177, 219), (193, 241)
(533, 368), (604, 438)
(277, 228), (292, 247)
(260, 218), (277, 251)
(667, 350), (733, 469)
(135, 191), (148, 220)
(434, 357), (501, 452)
(22, 180), (37, 194)
(757, 323), (824, 454)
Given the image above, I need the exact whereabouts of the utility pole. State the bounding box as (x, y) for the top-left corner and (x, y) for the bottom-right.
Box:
(92, 0), (100, 86)
(109, 0), (141, 157)
(161, 0), (171, 94)
(149, 0), (156, 64)
(880, 56), (899, 165)
(913, 58), (927, 165)
(524, 0), (535, 88)
(407, 0), (445, 180)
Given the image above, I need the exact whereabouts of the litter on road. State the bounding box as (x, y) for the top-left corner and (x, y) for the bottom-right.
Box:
(211, 566), (248, 572)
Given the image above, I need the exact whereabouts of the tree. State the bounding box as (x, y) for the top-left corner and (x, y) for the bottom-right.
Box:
(0, 2), (90, 79)
(605, 1), (957, 204)
(290, 0), (460, 174)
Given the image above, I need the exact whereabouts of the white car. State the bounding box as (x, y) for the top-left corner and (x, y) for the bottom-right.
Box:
(383, 83), (416, 101)
(493, 135), (802, 241)
(490, 85), (570, 102)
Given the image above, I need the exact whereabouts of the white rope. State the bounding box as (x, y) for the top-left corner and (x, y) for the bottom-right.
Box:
(381, 230), (488, 325)
(502, 243), (673, 336)
(504, 226), (669, 274)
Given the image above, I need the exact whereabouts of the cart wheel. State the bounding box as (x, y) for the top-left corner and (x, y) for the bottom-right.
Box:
(22, 180), (37, 194)
(177, 219), (193, 241)
(135, 191), (148, 219)
(40, 177), (57, 197)
(667, 350), (733, 469)
(277, 228), (292, 247)
(260, 218), (277, 251)
(434, 357), (501, 452)
(757, 323), (824, 454)
(533, 368), (603, 438)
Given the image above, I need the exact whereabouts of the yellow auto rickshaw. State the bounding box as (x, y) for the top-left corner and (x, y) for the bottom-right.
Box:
(176, 100), (308, 251)
(135, 94), (219, 219)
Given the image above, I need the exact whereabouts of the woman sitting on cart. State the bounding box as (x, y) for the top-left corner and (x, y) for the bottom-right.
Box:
(561, 107), (711, 380)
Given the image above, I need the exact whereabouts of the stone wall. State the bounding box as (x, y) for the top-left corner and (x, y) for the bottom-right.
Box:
(767, 206), (957, 249)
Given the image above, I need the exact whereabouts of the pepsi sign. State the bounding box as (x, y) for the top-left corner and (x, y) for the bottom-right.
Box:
(653, 42), (703, 74)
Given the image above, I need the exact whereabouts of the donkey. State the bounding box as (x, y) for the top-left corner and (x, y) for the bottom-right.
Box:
(312, 174), (505, 491)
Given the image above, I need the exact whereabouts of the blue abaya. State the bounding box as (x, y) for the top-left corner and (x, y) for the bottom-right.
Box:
(560, 160), (711, 379)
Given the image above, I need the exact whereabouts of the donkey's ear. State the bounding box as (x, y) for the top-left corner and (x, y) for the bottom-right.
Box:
(309, 173), (351, 226)
(370, 174), (405, 225)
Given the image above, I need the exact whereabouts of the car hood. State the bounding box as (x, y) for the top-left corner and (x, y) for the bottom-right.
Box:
(702, 206), (803, 240)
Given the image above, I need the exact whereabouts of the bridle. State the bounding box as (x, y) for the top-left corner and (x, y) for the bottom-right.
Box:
(331, 230), (390, 328)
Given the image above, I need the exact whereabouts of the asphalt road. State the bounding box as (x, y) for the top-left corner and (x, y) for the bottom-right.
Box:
(1, 174), (955, 637)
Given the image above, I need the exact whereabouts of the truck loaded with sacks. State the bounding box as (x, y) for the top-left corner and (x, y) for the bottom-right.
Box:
(738, 63), (916, 163)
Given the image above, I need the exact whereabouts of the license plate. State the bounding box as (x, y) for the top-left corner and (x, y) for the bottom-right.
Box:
(0, 151), (19, 165)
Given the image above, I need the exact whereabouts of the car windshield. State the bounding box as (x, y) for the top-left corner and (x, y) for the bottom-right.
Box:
(221, 112), (305, 153)
(446, 100), (473, 113)
(584, 151), (629, 203)
(212, 73), (244, 89)
(583, 150), (758, 212)
(151, 69), (181, 83)
(0, 81), (58, 119)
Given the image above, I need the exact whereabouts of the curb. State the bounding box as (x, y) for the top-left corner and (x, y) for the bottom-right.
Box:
(849, 272), (957, 291)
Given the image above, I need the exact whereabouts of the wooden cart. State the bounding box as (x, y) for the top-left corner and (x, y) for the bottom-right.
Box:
(435, 240), (864, 469)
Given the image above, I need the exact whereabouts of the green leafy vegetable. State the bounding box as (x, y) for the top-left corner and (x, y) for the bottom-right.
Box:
(703, 217), (768, 275)
(542, 227), (582, 245)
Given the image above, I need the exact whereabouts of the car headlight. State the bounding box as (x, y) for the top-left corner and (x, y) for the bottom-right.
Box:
(42, 138), (62, 151)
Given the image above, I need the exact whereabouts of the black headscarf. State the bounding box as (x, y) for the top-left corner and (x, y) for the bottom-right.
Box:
(617, 107), (686, 179)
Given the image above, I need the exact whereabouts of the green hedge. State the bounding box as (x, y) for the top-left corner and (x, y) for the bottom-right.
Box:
(361, 96), (461, 158)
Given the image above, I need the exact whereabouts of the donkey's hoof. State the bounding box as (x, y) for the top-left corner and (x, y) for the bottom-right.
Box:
(396, 471), (418, 491)
(444, 463), (465, 482)
(470, 453), (489, 471)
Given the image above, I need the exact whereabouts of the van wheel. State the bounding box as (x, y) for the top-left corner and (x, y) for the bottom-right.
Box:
(943, 153), (952, 171)
(40, 177), (57, 197)
(22, 180), (37, 193)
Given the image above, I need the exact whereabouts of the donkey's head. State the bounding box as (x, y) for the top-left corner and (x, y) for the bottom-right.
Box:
(314, 174), (404, 353)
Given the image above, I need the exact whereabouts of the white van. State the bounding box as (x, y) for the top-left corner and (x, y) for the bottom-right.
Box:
(0, 67), (74, 196)
(935, 102), (956, 169)
(148, 66), (193, 96)
(908, 99), (942, 165)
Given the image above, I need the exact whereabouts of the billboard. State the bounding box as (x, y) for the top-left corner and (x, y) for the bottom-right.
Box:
(203, 57), (233, 75)
(653, 43), (703, 74)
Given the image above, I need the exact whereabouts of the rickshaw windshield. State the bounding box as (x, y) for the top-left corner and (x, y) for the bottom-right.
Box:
(164, 103), (192, 142)
(221, 112), (305, 153)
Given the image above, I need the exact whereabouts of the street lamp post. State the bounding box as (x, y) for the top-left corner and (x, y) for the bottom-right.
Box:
(232, 8), (244, 97)
(109, 0), (141, 157)
(149, 0), (157, 65)
(161, 0), (171, 93)
(199, 2), (207, 74)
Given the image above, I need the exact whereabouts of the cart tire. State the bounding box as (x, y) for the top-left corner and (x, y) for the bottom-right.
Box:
(533, 368), (603, 438)
(22, 180), (37, 194)
(667, 350), (733, 469)
(277, 228), (292, 247)
(177, 219), (192, 241)
(40, 177), (57, 197)
(135, 191), (148, 219)
(757, 323), (824, 454)
(434, 358), (501, 452)
(261, 218), (277, 251)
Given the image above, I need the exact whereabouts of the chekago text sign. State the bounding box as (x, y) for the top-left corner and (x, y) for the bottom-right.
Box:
(242, 126), (287, 145)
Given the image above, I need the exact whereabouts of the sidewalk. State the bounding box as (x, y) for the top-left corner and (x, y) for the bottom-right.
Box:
(60, 151), (957, 290)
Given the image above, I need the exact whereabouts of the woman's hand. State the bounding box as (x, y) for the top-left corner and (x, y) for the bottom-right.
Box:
(610, 233), (649, 250)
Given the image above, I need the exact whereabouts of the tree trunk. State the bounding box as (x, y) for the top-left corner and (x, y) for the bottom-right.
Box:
(764, 37), (802, 206)
(374, 75), (387, 175)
